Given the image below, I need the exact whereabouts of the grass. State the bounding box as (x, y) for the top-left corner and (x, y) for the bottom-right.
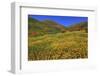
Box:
(28, 31), (88, 60)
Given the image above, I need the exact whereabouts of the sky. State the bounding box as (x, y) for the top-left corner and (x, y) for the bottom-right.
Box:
(28, 15), (88, 27)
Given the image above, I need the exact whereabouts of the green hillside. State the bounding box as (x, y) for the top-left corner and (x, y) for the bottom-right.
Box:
(66, 22), (88, 32)
(28, 17), (88, 36)
(42, 20), (66, 32)
(28, 17), (66, 36)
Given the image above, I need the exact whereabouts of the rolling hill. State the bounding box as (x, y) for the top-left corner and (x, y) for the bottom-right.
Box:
(28, 16), (88, 36)
(66, 22), (88, 32)
(28, 17), (66, 36)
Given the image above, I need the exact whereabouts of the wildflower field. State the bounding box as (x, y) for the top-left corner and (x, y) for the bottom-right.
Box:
(28, 31), (88, 60)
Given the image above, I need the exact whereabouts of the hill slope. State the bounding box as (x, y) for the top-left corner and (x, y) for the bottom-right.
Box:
(66, 22), (88, 32)
(28, 17), (88, 36)
(28, 17), (66, 36)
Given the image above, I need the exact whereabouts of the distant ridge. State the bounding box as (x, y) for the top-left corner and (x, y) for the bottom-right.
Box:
(28, 17), (88, 36)
(42, 20), (66, 31)
(66, 22), (88, 32)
